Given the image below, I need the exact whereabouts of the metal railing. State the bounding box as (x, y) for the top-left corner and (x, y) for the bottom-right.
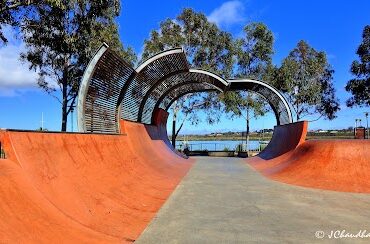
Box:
(176, 142), (267, 152)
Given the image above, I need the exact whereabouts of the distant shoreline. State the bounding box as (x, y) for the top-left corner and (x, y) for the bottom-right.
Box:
(173, 132), (355, 141)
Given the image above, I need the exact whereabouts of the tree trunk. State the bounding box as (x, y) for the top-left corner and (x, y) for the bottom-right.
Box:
(171, 102), (177, 147)
(296, 108), (300, 121)
(245, 92), (251, 155)
(61, 92), (68, 132)
(246, 106), (250, 155)
(296, 101), (300, 121)
(175, 117), (186, 140)
(171, 113), (176, 147)
(61, 66), (68, 132)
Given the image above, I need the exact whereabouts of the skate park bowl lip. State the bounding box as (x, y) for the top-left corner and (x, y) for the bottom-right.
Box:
(0, 128), (126, 135)
(247, 121), (370, 193)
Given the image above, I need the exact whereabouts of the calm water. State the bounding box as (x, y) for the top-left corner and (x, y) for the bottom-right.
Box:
(175, 140), (269, 151)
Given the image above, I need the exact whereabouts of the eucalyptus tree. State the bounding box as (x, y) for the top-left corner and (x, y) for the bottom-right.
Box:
(276, 40), (340, 121)
(345, 25), (370, 107)
(222, 22), (274, 152)
(0, 0), (64, 45)
(143, 8), (234, 77)
(142, 8), (235, 145)
(17, 0), (136, 131)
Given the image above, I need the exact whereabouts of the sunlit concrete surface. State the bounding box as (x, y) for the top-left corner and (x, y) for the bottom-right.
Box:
(137, 157), (370, 243)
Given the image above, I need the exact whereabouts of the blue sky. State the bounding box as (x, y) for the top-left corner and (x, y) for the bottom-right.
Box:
(0, 0), (369, 133)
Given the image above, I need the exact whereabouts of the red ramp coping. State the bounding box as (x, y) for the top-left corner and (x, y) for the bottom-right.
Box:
(248, 121), (370, 193)
(0, 116), (193, 242)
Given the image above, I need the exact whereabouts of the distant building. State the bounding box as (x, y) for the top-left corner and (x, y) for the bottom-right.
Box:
(355, 127), (365, 139)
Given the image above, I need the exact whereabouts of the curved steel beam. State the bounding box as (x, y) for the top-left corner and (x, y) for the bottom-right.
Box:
(77, 43), (109, 132)
(137, 69), (189, 122)
(138, 68), (228, 123)
(189, 69), (229, 87)
(135, 48), (185, 73)
(240, 89), (281, 125)
(118, 47), (189, 122)
(153, 80), (224, 116)
(228, 79), (293, 124)
(115, 71), (138, 122)
(151, 69), (227, 115)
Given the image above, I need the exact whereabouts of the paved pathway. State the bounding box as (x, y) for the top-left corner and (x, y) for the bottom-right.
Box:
(137, 157), (370, 243)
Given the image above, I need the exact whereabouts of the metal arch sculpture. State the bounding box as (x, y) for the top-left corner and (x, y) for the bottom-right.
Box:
(154, 76), (293, 125)
(118, 48), (190, 123)
(77, 43), (293, 133)
(142, 69), (228, 124)
(77, 43), (136, 133)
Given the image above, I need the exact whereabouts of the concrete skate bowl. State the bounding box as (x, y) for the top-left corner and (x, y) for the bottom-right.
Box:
(247, 121), (370, 193)
(0, 44), (292, 243)
(0, 121), (192, 243)
(0, 42), (368, 243)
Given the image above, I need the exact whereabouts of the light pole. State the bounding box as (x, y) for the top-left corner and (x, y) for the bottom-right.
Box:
(40, 112), (45, 131)
(365, 112), (369, 139)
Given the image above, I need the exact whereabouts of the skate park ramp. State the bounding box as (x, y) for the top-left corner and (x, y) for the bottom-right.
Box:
(248, 121), (370, 193)
(1, 43), (369, 242)
(0, 119), (193, 243)
(0, 43), (295, 243)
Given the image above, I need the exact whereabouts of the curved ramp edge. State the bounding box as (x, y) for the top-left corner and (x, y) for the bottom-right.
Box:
(0, 120), (193, 242)
(248, 121), (370, 193)
(258, 121), (308, 160)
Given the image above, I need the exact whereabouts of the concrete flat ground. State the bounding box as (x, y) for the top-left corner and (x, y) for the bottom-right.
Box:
(137, 157), (370, 243)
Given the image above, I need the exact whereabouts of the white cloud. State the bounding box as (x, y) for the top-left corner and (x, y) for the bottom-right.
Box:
(208, 0), (246, 27)
(0, 26), (38, 96)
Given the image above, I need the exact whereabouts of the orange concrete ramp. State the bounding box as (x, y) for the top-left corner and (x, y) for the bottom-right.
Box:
(0, 119), (192, 243)
(0, 158), (119, 243)
(248, 121), (370, 193)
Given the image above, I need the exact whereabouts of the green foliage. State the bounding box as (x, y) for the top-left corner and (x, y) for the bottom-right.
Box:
(0, 0), (66, 45)
(259, 143), (268, 151)
(222, 22), (274, 144)
(143, 8), (234, 77)
(345, 25), (370, 107)
(143, 18), (186, 60)
(143, 14), (278, 143)
(235, 22), (274, 80)
(225, 22), (274, 118)
(143, 8), (236, 141)
(14, 0), (136, 131)
(221, 91), (267, 120)
(276, 40), (340, 120)
(235, 143), (244, 152)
